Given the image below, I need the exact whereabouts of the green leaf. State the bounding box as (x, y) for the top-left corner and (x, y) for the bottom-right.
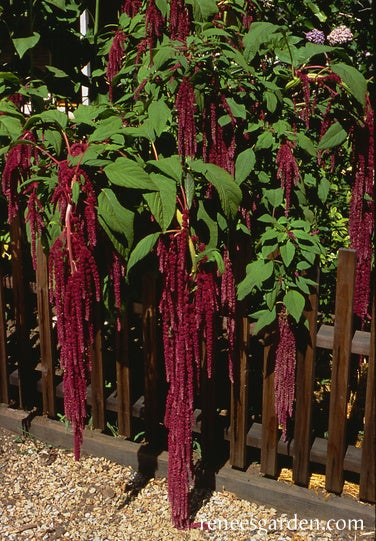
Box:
(105, 158), (157, 190)
(235, 148), (255, 185)
(265, 91), (277, 113)
(0, 115), (22, 139)
(254, 306), (277, 334)
(254, 131), (274, 150)
(185, 0), (218, 21)
(45, 65), (69, 78)
(189, 161), (241, 219)
(127, 232), (161, 275)
(12, 33), (40, 59)
(43, 129), (63, 155)
(243, 22), (280, 61)
(331, 63), (367, 106)
(318, 122), (347, 150)
(43, 0), (66, 9)
(283, 290), (306, 323)
(88, 116), (123, 143)
(148, 100), (171, 137)
(237, 259), (274, 300)
(296, 133), (316, 157)
(280, 240), (296, 267)
(143, 173), (176, 231)
(39, 109), (68, 130)
(318, 177), (330, 202)
(148, 156), (182, 182)
(262, 188), (284, 209)
(184, 172), (195, 209)
(225, 98), (246, 119)
(98, 188), (135, 242)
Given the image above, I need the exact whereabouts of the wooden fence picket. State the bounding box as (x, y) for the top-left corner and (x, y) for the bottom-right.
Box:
(0, 264), (8, 404)
(325, 249), (357, 494)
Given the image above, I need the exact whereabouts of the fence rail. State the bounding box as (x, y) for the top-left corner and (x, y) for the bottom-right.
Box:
(0, 223), (375, 506)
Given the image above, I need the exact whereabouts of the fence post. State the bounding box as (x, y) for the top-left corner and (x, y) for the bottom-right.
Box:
(359, 293), (375, 503)
(115, 311), (132, 438)
(90, 304), (106, 430)
(293, 267), (319, 486)
(260, 333), (278, 477)
(36, 241), (56, 417)
(142, 272), (161, 447)
(0, 264), (9, 404)
(230, 316), (249, 469)
(325, 248), (356, 494)
(9, 213), (35, 409)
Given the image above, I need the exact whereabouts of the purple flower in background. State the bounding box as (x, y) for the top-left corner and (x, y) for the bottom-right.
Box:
(305, 29), (325, 44)
(327, 25), (353, 45)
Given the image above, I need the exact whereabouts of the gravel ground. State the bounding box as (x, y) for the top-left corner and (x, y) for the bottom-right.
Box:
(0, 427), (374, 541)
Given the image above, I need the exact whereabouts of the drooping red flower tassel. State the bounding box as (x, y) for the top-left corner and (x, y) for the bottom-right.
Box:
(158, 210), (198, 529)
(107, 29), (126, 102)
(121, 0), (142, 17)
(349, 95), (374, 324)
(274, 306), (296, 441)
(175, 77), (197, 159)
(169, 0), (190, 42)
(276, 140), (299, 216)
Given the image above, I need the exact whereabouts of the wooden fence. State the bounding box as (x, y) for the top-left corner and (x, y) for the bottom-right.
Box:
(0, 219), (375, 506)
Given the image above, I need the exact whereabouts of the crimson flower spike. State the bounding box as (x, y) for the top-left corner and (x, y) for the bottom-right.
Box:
(107, 29), (126, 102)
(169, 0), (191, 42)
(121, 0), (142, 17)
(175, 77), (197, 159)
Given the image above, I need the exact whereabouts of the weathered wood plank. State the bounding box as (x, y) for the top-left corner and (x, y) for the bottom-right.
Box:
(359, 295), (375, 503)
(89, 304), (105, 430)
(142, 273), (160, 447)
(325, 249), (356, 494)
(316, 325), (370, 356)
(293, 274), (319, 486)
(35, 242), (56, 417)
(0, 262), (9, 404)
(9, 213), (35, 409)
(230, 317), (249, 469)
(260, 337), (278, 477)
(115, 311), (132, 437)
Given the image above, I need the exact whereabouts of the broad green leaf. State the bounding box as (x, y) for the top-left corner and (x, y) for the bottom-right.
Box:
(127, 232), (161, 275)
(190, 161), (241, 219)
(297, 133), (316, 157)
(254, 131), (274, 150)
(148, 155), (182, 182)
(185, 0), (218, 21)
(43, 0), (66, 9)
(235, 148), (255, 185)
(12, 33), (40, 59)
(237, 259), (274, 300)
(105, 158), (157, 190)
(0, 115), (22, 139)
(98, 189), (135, 242)
(318, 122), (347, 150)
(143, 173), (176, 231)
(226, 98), (246, 119)
(148, 100), (171, 137)
(39, 109), (68, 129)
(280, 240), (296, 267)
(45, 65), (69, 78)
(89, 116), (123, 142)
(262, 188), (284, 209)
(332, 63), (367, 106)
(284, 289), (306, 322)
(265, 91), (277, 113)
(184, 172), (195, 209)
(318, 177), (330, 202)
(243, 22), (280, 61)
(254, 306), (277, 334)
(44, 129), (63, 155)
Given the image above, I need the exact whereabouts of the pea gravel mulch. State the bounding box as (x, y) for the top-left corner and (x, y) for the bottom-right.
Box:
(0, 427), (374, 541)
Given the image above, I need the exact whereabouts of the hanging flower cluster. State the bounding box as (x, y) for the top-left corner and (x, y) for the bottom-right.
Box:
(276, 140), (299, 216)
(175, 77), (197, 159)
(107, 30), (126, 102)
(349, 95), (375, 323)
(48, 143), (101, 460)
(274, 306), (296, 441)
